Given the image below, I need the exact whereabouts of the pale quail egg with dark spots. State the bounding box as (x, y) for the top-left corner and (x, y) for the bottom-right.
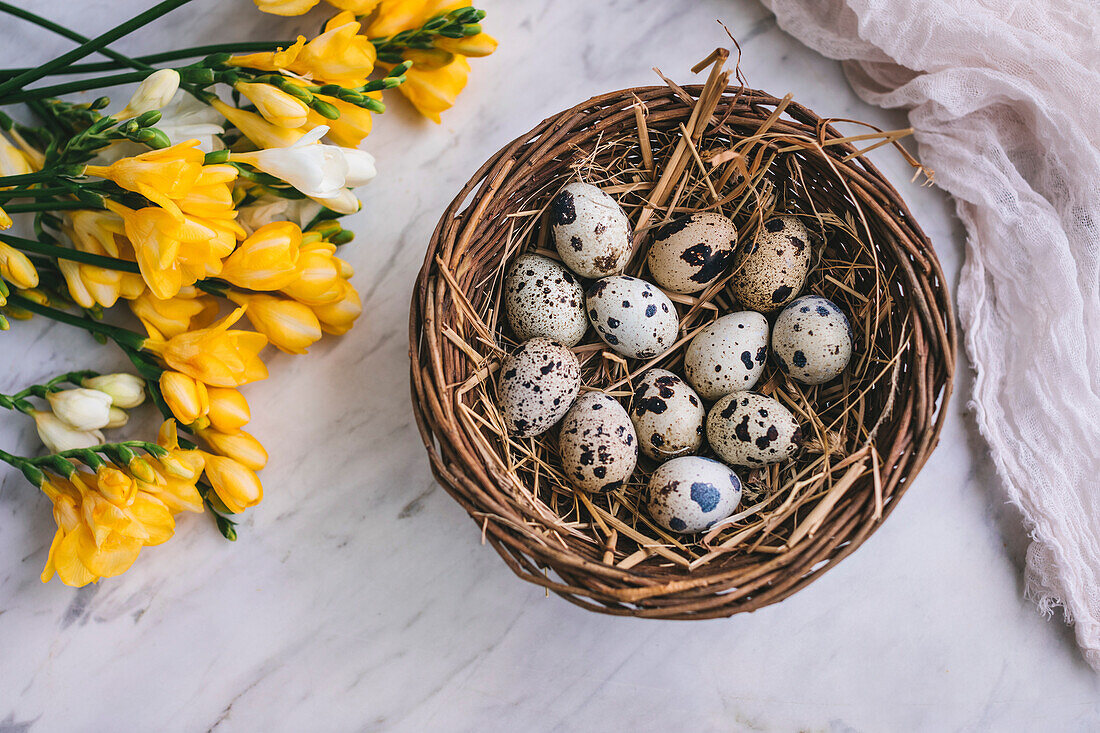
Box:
(559, 392), (638, 493)
(630, 369), (705, 461)
(646, 456), (743, 533)
(504, 253), (588, 347)
(646, 212), (738, 294)
(684, 311), (769, 401)
(550, 182), (632, 279)
(730, 215), (812, 313)
(586, 276), (679, 360)
(772, 294), (853, 384)
(498, 338), (581, 438)
(706, 391), (801, 467)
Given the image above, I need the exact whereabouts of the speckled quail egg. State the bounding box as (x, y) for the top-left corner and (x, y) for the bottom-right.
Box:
(772, 295), (853, 385)
(550, 182), (632, 279)
(629, 369), (705, 461)
(559, 392), (639, 493)
(646, 456), (743, 533)
(730, 215), (812, 313)
(586, 276), (679, 360)
(498, 338), (581, 438)
(706, 391), (802, 467)
(684, 311), (769, 401)
(504, 253), (588, 347)
(646, 212), (738, 294)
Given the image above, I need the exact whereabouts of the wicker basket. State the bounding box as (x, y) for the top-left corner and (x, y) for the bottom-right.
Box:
(409, 68), (955, 618)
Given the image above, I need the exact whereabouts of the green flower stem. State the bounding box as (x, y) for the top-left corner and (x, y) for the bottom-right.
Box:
(5, 292), (145, 350)
(26, 441), (167, 468)
(0, 170), (62, 187)
(3, 70), (158, 104)
(0, 234), (140, 273)
(0, 370), (101, 415)
(0, 200), (95, 214)
(0, 446), (46, 486)
(0, 1), (152, 74)
(0, 42), (288, 79)
(0, 185), (101, 201)
(0, 0), (196, 100)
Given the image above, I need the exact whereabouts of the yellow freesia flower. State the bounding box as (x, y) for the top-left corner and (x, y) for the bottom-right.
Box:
(434, 32), (497, 58)
(210, 99), (305, 150)
(202, 452), (263, 513)
(311, 279), (362, 335)
(304, 92), (379, 148)
(366, 0), (467, 38)
(160, 370), (210, 425)
(0, 129), (34, 179)
(253, 0), (379, 14)
(229, 12), (376, 88)
(57, 258), (122, 309)
(397, 55), (471, 124)
(146, 305), (269, 388)
(198, 426), (268, 471)
(176, 164), (239, 220)
(84, 140), (205, 217)
(280, 239), (343, 305)
(235, 81), (309, 129)
(0, 204), (11, 230)
(0, 241), (39, 289)
(206, 387), (251, 432)
(128, 287), (219, 340)
(229, 291), (323, 355)
(139, 421), (205, 515)
(68, 209), (126, 257)
(218, 221), (301, 291)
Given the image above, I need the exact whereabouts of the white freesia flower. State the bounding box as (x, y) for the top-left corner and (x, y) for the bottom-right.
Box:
(237, 195), (323, 235)
(231, 126), (348, 198)
(45, 388), (113, 431)
(82, 373), (146, 409)
(32, 411), (104, 454)
(94, 92), (226, 163)
(342, 148), (376, 187)
(115, 69), (180, 120)
(105, 407), (129, 429)
(309, 189), (361, 215)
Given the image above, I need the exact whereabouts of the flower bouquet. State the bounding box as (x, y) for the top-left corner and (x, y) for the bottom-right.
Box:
(0, 0), (495, 586)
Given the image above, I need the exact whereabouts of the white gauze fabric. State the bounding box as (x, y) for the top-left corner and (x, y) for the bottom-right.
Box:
(758, 0), (1100, 669)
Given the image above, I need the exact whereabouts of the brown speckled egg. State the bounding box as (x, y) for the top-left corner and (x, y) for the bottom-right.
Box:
(684, 311), (769, 401)
(629, 369), (705, 461)
(772, 295), (853, 384)
(505, 254), (588, 347)
(646, 212), (737, 294)
(646, 456), (742, 533)
(730, 215), (812, 313)
(559, 392), (638, 493)
(706, 391), (801, 467)
(498, 338), (580, 438)
(586, 276), (679, 360)
(550, 182), (632, 279)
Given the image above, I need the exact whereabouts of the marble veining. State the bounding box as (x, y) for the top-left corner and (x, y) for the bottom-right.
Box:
(1, 0), (1099, 730)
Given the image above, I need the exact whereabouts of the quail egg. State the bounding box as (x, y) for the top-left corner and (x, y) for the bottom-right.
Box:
(550, 181), (632, 279)
(646, 212), (737, 294)
(559, 392), (639, 493)
(629, 369), (705, 461)
(498, 338), (581, 438)
(772, 294), (853, 384)
(645, 456), (743, 533)
(730, 215), (812, 312)
(683, 311), (769, 401)
(586, 276), (679, 360)
(504, 253), (588, 346)
(706, 391), (801, 467)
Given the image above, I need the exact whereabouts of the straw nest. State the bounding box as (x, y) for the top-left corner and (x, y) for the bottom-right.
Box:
(409, 49), (955, 618)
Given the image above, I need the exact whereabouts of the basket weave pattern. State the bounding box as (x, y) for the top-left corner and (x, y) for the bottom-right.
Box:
(409, 84), (955, 618)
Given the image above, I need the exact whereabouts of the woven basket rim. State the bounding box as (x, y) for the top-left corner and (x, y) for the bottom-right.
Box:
(409, 79), (956, 619)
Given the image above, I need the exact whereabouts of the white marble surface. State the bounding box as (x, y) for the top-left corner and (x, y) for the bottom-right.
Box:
(2, 0), (1099, 730)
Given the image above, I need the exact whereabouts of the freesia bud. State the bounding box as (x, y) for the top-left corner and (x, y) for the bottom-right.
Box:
(311, 280), (362, 335)
(199, 428), (268, 470)
(0, 204), (11, 230)
(46, 388), (113, 431)
(229, 292), (322, 355)
(0, 241), (39, 289)
(105, 407), (129, 429)
(341, 148), (376, 187)
(203, 453), (263, 513)
(310, 188), (361, 215)
(159, 371), (210, 425)
(207, 387), (251, 432)
(82, 373), (147, 409)
(32, 410), (104, 454)
(219, 222), (301, 290)
(235, 81), (309, 129)
(116, 69), (181, 120)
